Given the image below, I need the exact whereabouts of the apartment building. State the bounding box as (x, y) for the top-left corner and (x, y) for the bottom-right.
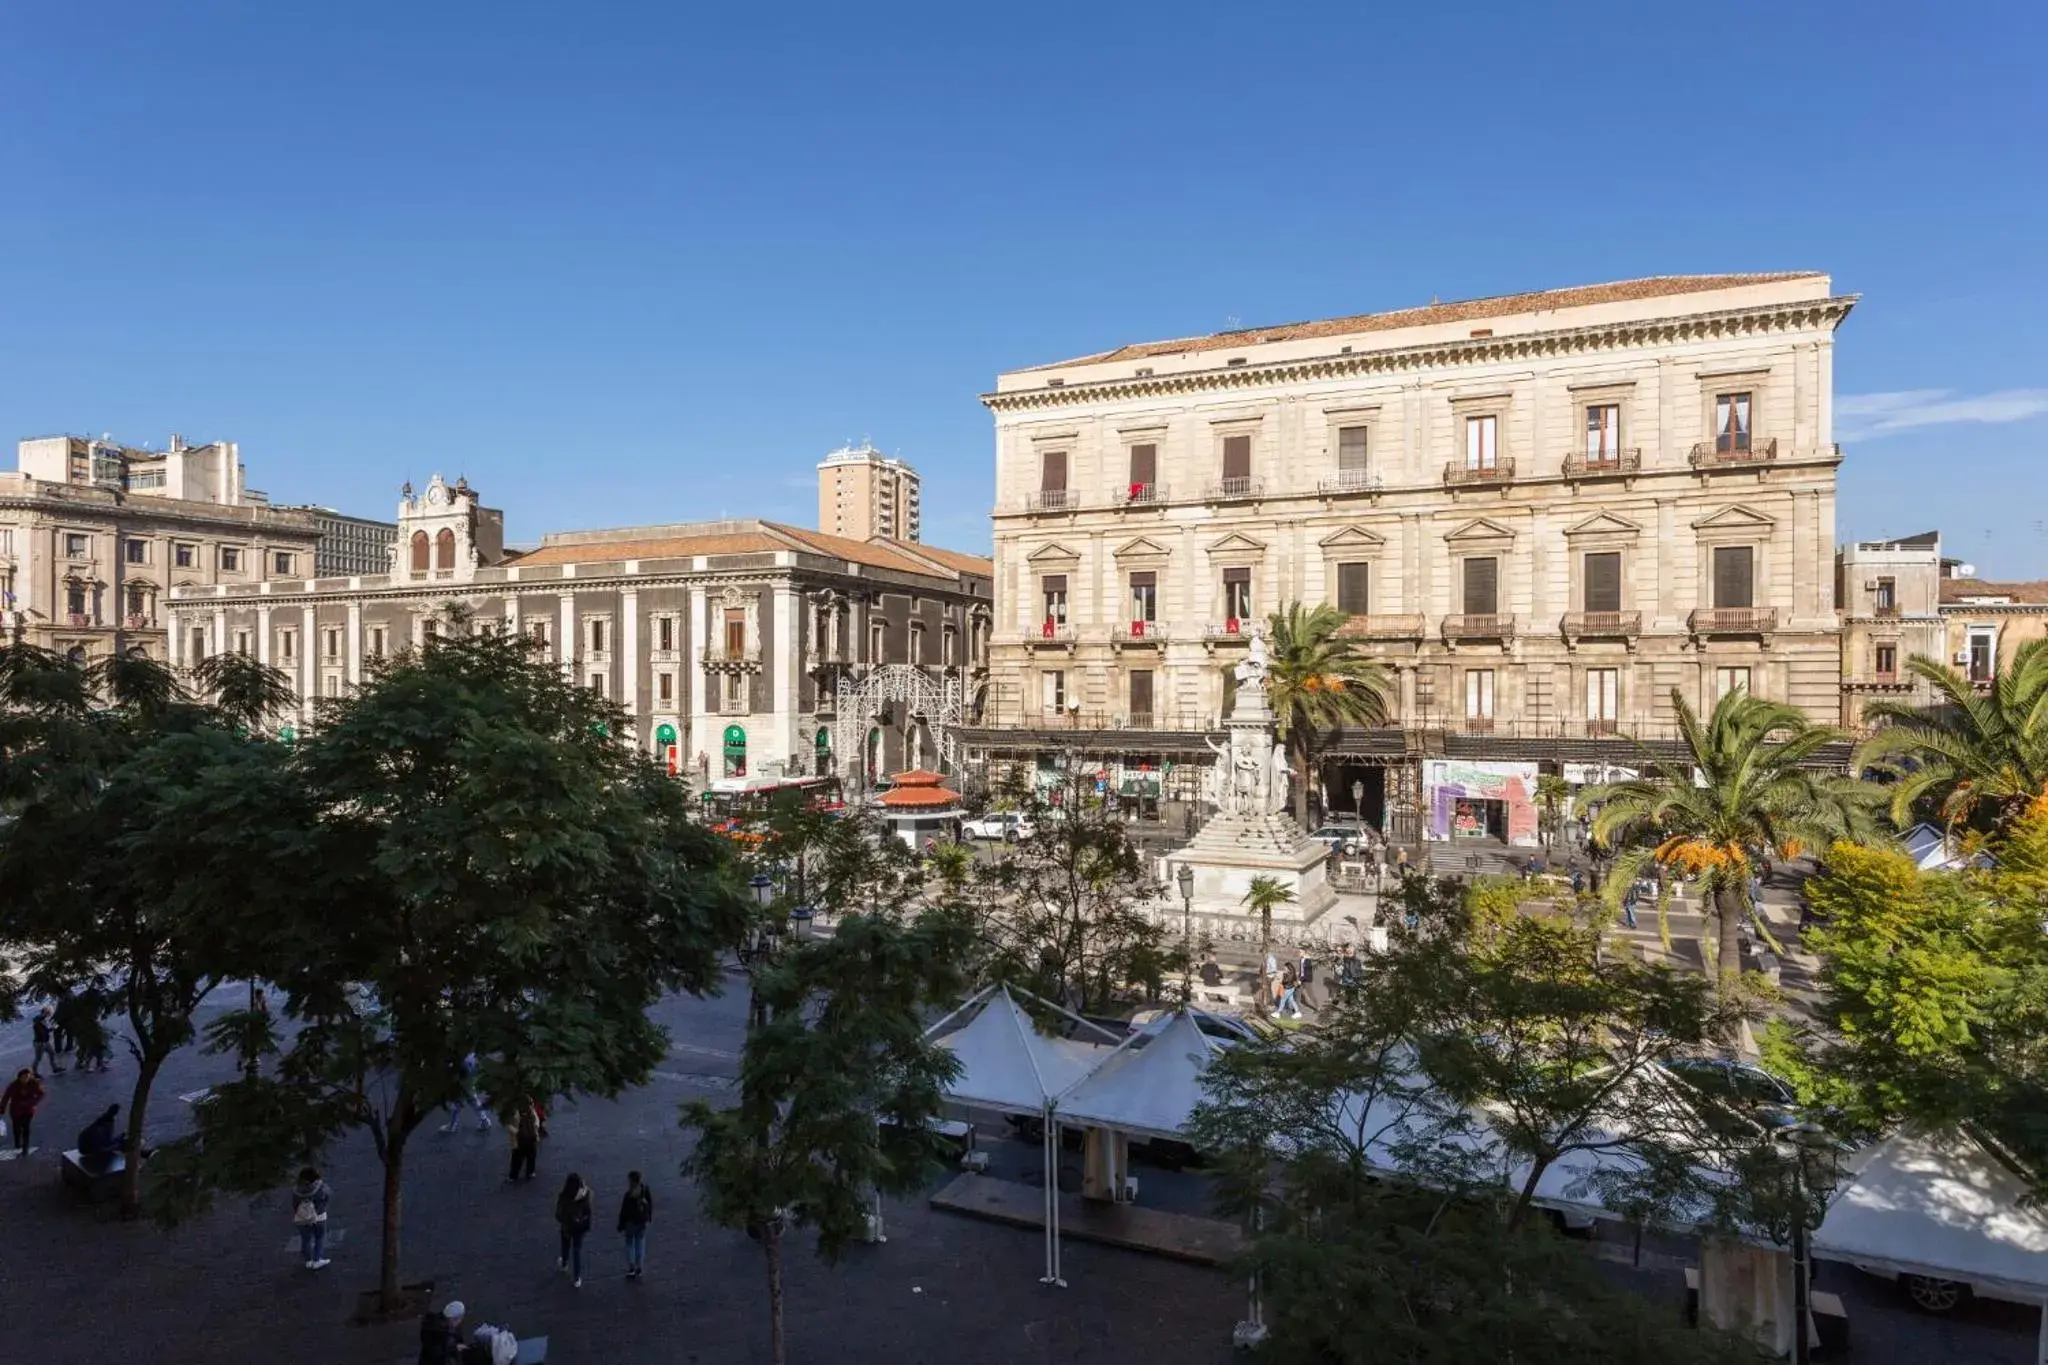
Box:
(167, 474), (992, 779)
(818, 443), (922, 542)
(965, 273), (1854, 839)
(274, 505), (401, 577)
(1836, 532), (1944, 726)
(1, 434), (320, 662)
(1940, 573), (2048, 691)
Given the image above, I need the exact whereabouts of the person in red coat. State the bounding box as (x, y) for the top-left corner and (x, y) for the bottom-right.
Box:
(2, 1068), (48, 1155)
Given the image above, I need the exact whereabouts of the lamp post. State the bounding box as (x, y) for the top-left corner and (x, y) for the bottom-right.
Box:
(1175, 862), (1196, 999)
(1350, 778), (1364, 823)
(1774, 1121), (1837, 1365)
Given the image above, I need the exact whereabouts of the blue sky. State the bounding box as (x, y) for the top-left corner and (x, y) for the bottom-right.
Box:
(3, 1), (2043, 570)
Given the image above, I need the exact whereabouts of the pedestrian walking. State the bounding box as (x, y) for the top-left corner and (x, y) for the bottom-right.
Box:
(293, 1165), (333, 1269)
(1276, 964), (1301, 1019)
(31, 1006), (64, 1077)
(1295, 951), (1315, 1010)
(1622, 887), (1639, 930)
(51, 991), (77, 1056)
(506, 1097), (543, 1182)
(555, 1172), (593, 1288)
(442, 1052), (492, 1133)
(618, 1170), (654, 1280)
(2, 1068), (47, 1155)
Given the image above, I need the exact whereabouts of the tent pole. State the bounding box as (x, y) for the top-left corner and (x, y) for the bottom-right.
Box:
(1051, 1117), (1066, 1287)
(2036, 1296), (2046, 1365)
(1039, 1107), (1054, 1284)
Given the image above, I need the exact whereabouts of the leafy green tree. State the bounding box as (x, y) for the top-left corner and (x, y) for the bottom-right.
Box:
(1763, 808), (2048, 1188)
(1588, 688), (1878, 1000)
(1535, 772), (1572, 850)
(148, 631), (746, 1310)
(1264, 601), (1392, 826)
(1857, 639), (2048, 833)
(681, 907), (971, 1365)
(965, 765), (1180, 1014)
(1241, 874), (1295, 1016)
(0, 647), (300, 1216)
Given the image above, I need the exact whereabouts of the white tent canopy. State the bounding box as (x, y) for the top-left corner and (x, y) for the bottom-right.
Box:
(1053, 1010), (1224, 1143)
(1814, 1126), (2048, 1299)
(931, 986), (1117, 1116)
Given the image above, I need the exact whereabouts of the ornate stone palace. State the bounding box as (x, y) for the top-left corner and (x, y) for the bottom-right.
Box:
(959, 273), (1855, 842)
(167, 474), (993, 781)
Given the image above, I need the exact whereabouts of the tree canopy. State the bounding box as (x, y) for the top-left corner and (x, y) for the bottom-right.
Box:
(1857, 638), (2048, 833)
(1264, 600), (1391, 826)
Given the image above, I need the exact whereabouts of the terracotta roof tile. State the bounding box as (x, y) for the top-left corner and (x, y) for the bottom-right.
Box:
(765, 524), (954, 576)
(1940, 578), (2048, 606)
(509, 532), (786, 567)
(892, 543), (994, 578)
(1031, 273), (1827, 370)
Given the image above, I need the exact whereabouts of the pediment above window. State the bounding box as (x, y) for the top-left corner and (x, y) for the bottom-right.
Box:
(1026, 541), (1082, 565)
(1318, 525), (1387, 551)
(1691, 503), (1776, 532)
(1563, 512), (1643, 540)
(1113, 536), (1172, 560)
(1442, 517), (1517, 544)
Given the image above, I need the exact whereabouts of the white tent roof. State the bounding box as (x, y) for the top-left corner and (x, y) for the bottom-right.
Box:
(1813, 1126), (2048, 1298)
(1899, 822), (1993, 872)
(932, 987), (1117, 1117)
(1053, 1010), (1222, 1142)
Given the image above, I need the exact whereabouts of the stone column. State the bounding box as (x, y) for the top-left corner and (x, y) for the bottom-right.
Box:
(346, 601), (363, 687)
(256, 604), (272, 667)
(620, 588), (640, 722)
(1654, 499), (1677, 629)
(688, 584), (709, 774)
(772, 584), (795, 770)
(299, 604), (316, 728)
(558, 594), (576, 682)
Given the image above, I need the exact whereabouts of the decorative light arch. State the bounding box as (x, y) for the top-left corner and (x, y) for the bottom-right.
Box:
(832, 665), (964, 783)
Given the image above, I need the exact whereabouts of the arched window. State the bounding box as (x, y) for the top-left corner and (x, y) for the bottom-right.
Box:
(435, 528), (456, 570)
(410, 531), (430, 573)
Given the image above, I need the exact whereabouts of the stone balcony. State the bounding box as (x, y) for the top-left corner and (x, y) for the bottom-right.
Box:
(1560, 610), (1642, 646)
(1336, 613), (1427, 642)
(1443, 459), (1515, 488)
(1026, 489), (1078, 513)
(1203, 476), (1264, 503)
(1441, 613), (1516, 644)
(1688, 437), (1780, 469)
(1027, 621), (1076, 649)
(1316, 469), (1384, 497)
(1120, 483), (1169, 507)
(1561, 448), (1641, 479)
(1687, 607), (1778, 636)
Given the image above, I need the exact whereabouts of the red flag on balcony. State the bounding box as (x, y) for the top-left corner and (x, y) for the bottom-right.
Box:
(1130, 620), (1145, 638)
(1226, 618), (1240, 634)
(1042, 619), (1055, 639)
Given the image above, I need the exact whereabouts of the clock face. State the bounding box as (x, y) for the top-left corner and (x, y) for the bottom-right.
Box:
(427, 484), (446, 506)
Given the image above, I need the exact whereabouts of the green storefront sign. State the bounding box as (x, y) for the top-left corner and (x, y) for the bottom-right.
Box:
(655, 722), (679, 745)
(723, 724), (747, 776)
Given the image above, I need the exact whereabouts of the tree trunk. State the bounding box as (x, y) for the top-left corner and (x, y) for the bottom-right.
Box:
(1291, 731), (1312, 828)
(1715, 880), (1744, 995)
(1257, 907), (1272, 1017)
(1506, 1155), (1551, 1233)
(119, 1051), (164, 1219)
(764, 1221), (787, 1365)
(380, 1125), (409, 1310)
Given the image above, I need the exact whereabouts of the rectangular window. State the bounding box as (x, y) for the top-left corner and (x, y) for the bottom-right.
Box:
(1041, 670), (1066, 714)
(943, 627), (957, 666)
(422, 619), (438, 641)
(589, 619), (608, 653)
(279, 630), (296, 660)
(1715, 667), (1752, 700)
(220, 546), (242, 572)
(1337, 425), (1369, 474)
(1712, 545), (1755, 609)
(234, 631), (251, 656)
(1875, 577), (1896, 613)
(1336, 562), (1370, 615)
(910, 624), (925, 665)
(1128, 443), (1157, 492)
(1465, 669), (1495, 720)
(175, 543), (195, 568)
(65, 533), (89, 557)
(1223, 566), (1253, 622)
(657, 615), (675, 652)
(1715, 392), (1753, 454)
(1129, 669), (1154, 720)
(1040, 449), (1068, 494)
(869, 620), (885, 663)
(1462, 557), (1499, 617)
(1041, 573), (1068, 626)
(589, 672), (606, 697)
(724, 610), (745, 657)
(66, 585), (87, 616)
(1584, 404), (1621, 461)
(326, 629), (342, 659)
(1583, 552), (1622, 614)
(1130, 570), (1157, 624)
(189, 629), (206, 660)
(724, 673), (744, 709)
(1221, 434), (1252, 485)
(1874, 644), (1897, 677)
(1968, 629), (1995, 683)
(125, 539), (147, 564)
(1587, 668), (1618, 721)
(370, 627), (388, 658)
(1464, 415), (1498, 471)
(657, 671), (675, 704)
(274, 552), (295, 576)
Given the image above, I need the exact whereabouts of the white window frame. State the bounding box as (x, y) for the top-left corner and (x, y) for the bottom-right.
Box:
(1586, 668), (1618, 721)
(1465, 668), (1495, 720)
(1465, 415), (1499, 471)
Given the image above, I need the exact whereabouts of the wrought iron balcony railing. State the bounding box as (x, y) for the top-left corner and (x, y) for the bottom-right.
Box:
(1443, 459), (1516, 487)
(1688, 437), (1780, 468)
(1561, 448), (1642, 478)
(1687, 607), (1778, 634)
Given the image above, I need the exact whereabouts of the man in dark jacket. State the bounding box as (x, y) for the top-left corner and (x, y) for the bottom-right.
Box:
(419, 1300), (469, 1363)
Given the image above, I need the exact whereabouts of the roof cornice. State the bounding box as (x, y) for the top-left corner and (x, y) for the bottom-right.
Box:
(981, 296), (1858, 414)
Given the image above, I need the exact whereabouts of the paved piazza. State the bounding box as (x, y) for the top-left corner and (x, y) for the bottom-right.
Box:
(0, 981), (2036, 1364)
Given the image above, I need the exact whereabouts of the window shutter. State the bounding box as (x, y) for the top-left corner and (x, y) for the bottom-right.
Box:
(1041, 450), (1067, 492)
(1712, 546), (1754, 609)
(1129, 443), (1157, 487)
(1129, 570), (1155, 588)
(1129, 670), (1154, 715)
(1337, 562), (1370, 615)
(1583, 552), (1622, 613)
(1222, 435), (1252, 482)
(1337, 426), (1369, 472)
(1222, 566), (1250, 586)
(1462, 557), (1499, 616)
(1042, 573), (1067, 594)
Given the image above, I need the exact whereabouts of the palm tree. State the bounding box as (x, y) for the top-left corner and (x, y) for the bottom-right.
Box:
(190, 651), (300, 735)
(1856, 639), (2048, 835)
(1587, 689), (1878, 1005)
(1534, 773), (1572, 851)
(1264, 602), (1392, 828)
(1241, 874), (1295, 1016)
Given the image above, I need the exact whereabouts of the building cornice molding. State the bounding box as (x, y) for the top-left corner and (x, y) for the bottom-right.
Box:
(981, 296), (1858, 415)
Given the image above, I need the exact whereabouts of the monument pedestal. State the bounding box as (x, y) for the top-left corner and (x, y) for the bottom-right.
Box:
(1164, 813), (1336, 931)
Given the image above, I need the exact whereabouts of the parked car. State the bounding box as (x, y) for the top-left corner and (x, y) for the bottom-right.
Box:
(962, 811), (1034, 842)
(1307, 824), (1369, 856)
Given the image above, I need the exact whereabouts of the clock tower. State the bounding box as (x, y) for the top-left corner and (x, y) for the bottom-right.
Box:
(393, 474), (505, 583)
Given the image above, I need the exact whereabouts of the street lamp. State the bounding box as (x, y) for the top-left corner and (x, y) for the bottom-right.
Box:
(1350, 778), (1364, 822)
(1774, 1121), (1839, 1365)
(1176, 863), (1196, 998)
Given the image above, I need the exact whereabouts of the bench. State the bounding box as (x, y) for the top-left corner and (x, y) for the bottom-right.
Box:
(1683, 1268), (1847, 1356)
(60, 1149), (124, 1202)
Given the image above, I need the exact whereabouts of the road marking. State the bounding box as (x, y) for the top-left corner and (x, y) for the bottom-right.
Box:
(651, 1070), (735, 1091)
(179, 1087), (213, 1105)
(669, 1041), (738, 1060)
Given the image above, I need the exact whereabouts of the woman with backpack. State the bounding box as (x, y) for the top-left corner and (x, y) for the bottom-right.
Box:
(617, 1170), (654, 1280)
(554, 1172), (593, 1288)
(292, 1166), (332, 1269)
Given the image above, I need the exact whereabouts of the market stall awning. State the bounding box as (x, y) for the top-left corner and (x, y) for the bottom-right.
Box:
(1053, 1010), (1222, 1143)
(929, 986), (1118, 1117)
